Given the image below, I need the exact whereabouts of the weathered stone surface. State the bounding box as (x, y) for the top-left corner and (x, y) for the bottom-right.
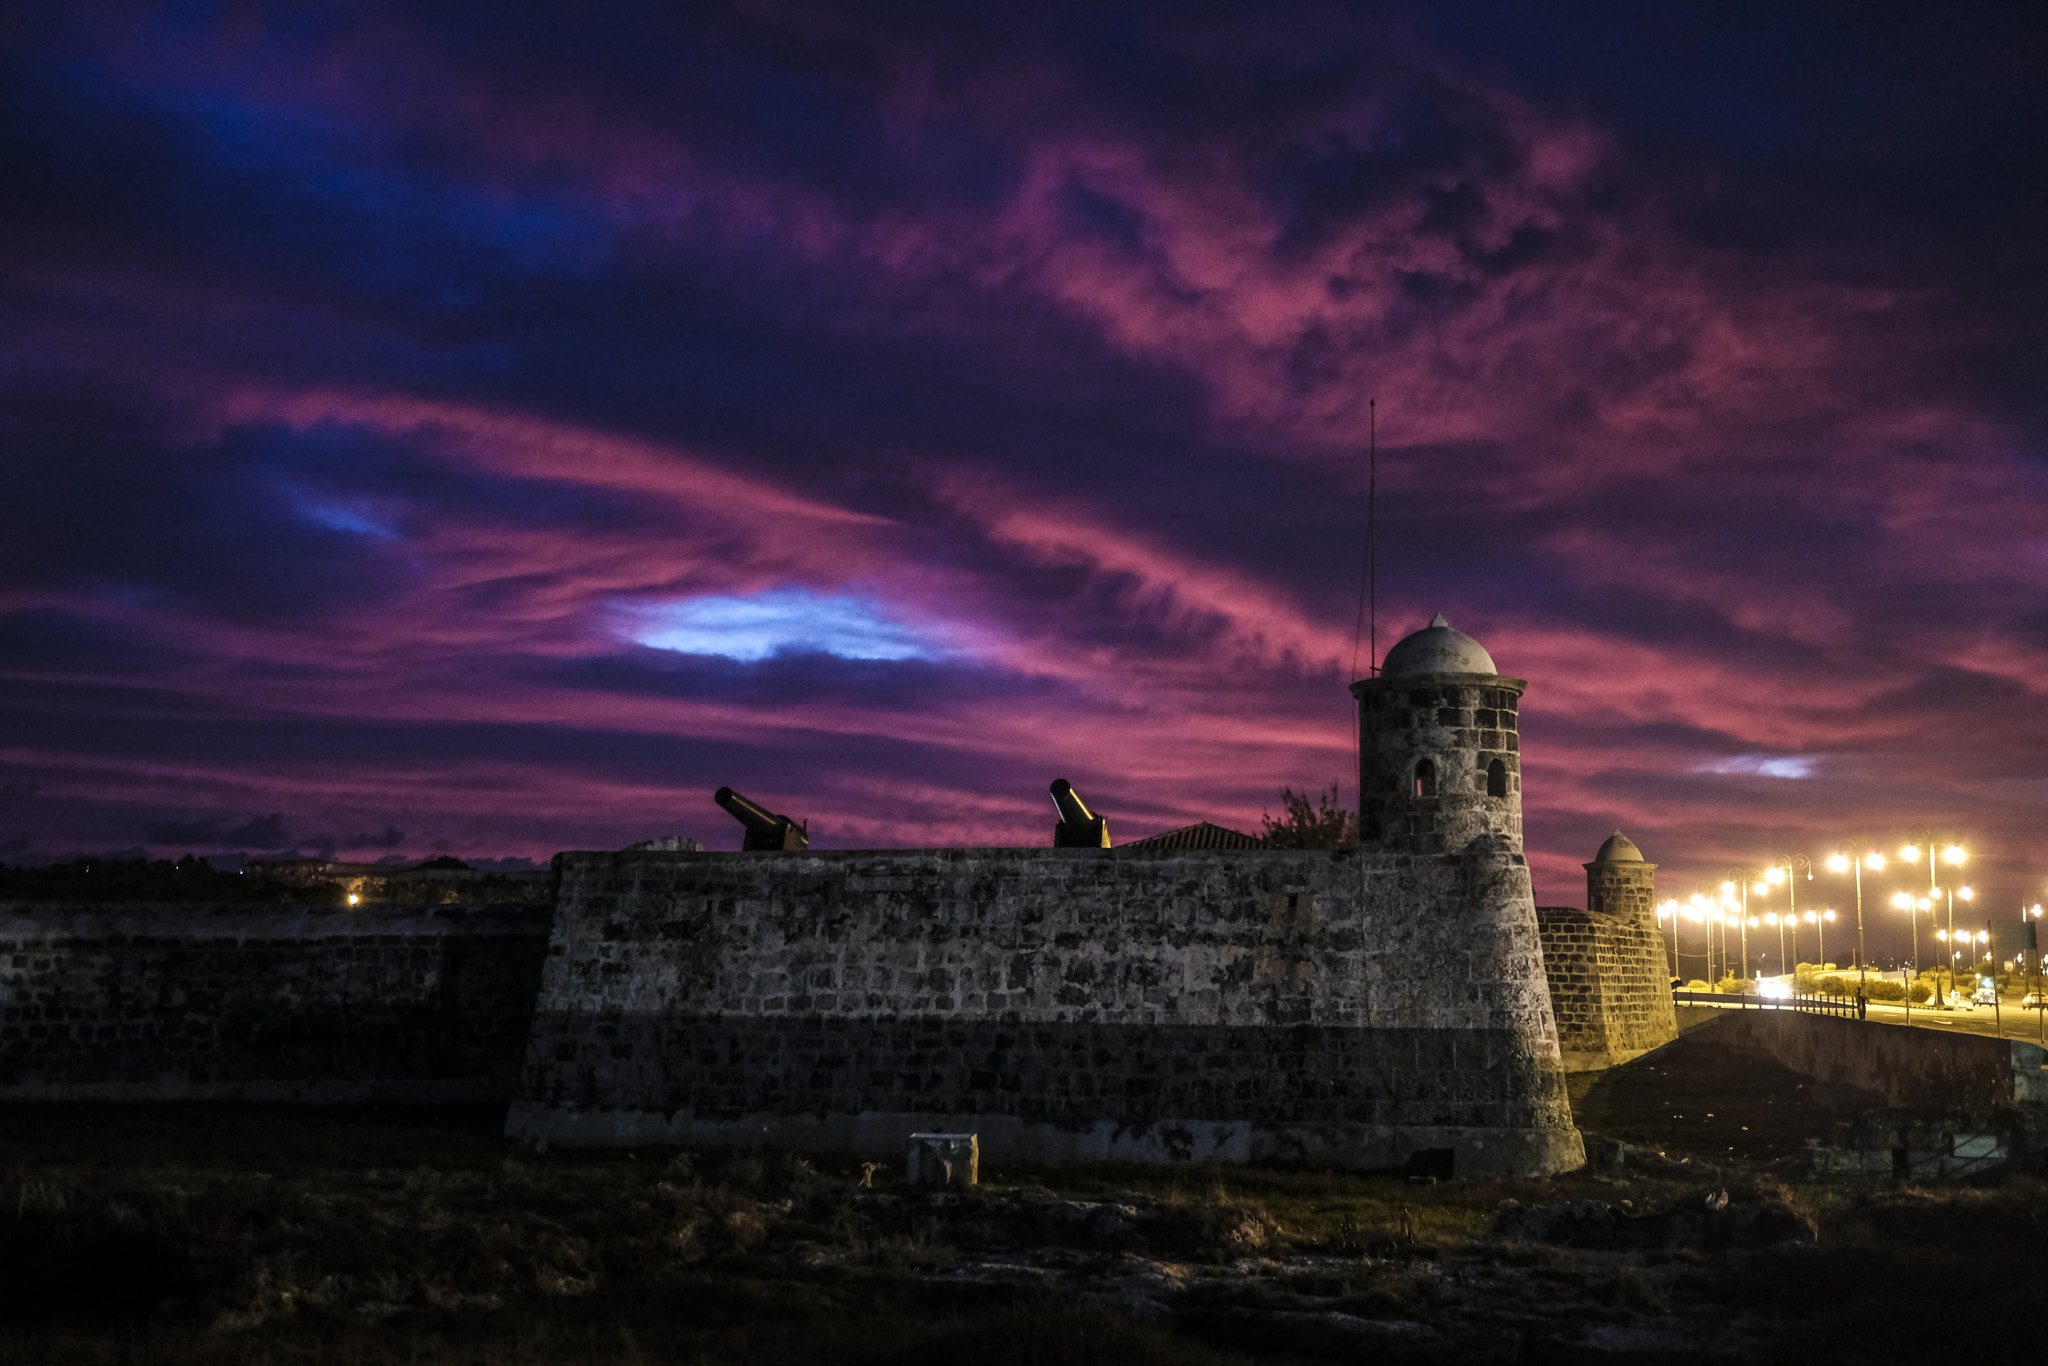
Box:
(1351, 677), (1525, 856)
(508, 843), (1584, 1176)
(0, 902), (551, 1102)
(1489, 1192), (1815, 1252)
(908, 1132), (978, 1189)
(1535, 844), (1678, 1069)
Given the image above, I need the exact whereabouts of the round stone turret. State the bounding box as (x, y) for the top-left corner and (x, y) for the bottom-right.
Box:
(1585, 829), (1657, 921)
(1593, 830), (1644, 865)
(1350, 615), (1527, 856)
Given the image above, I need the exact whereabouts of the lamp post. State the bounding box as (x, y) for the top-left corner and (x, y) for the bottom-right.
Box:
(1901, 833), (1965, 1005)
(1700, 882), (1733, 983)
(1803, 908), (1837, 970)
(1944, 884), (1973, 1003)
(1765, 912), (1788, 978)
(2031, 904), (2044, 1044)
(1766, 856), (1812, 969)
(1891, 891), (1927, 1006)
(1726, 867), (1764, 981)
(1827, 845), (1887, 999)
(1691, 885), (1722, 982)
(1656, 899), (1680, 978)
(1683, 894), (1712, 982)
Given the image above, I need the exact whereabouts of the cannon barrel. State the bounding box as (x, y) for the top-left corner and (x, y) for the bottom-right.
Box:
(1049, 778), (1094, 827)
(715, 786), (782, 833)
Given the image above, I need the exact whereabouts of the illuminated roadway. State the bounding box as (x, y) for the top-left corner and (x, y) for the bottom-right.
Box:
(1686, 994), (2048, 1045)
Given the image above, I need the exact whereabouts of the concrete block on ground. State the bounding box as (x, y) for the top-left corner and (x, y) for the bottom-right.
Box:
(908, 1132), (978, 1190)
(1808, 1146), (1893, 1176)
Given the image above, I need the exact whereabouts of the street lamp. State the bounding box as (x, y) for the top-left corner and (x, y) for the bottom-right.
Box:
(1827, 845), (1887, 997)
(1682, 894), (1710, 981)
(1802, 908), (1838, 970)
(1764, 911), (1789, 978)
(1944, 884), (1974, 1003)
(1727, 868), (1765, 980)
(1691, 885), (1723, 981)
(1656, 899), (1680, 977)
(1712, 900), (1733, 983)
(1765, 856), (1812, 967)
(1704, 882), (1739, 983)
(1891, 892), (1933, 1015)
(1901, 833), (1965, 1003)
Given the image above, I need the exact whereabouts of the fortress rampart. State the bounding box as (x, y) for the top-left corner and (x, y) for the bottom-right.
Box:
(505, 841), (1583, 1177)
(0, 615), (1631, 1178)
(1535, 831), (1678, 1070)
(0, 902), (550, 1103)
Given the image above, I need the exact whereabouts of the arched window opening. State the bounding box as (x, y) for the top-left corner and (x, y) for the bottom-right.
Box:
(1414, 758), (1437, 798)
(1487, 759), (1508, 798)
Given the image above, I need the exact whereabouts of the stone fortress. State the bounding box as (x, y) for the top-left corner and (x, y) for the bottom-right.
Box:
(0, 616), (1677, 1178)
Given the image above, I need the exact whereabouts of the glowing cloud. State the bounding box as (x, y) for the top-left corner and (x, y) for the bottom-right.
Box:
(1695, 755), (1817, 780)
(624, 591), (951, 662)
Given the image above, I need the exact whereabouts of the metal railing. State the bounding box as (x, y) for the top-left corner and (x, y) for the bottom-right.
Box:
(1671, 989), (1860, 1018)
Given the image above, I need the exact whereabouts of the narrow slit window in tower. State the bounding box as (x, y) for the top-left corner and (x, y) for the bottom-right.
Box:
(1487, 759), (1507, 797)
(1414, 758), (1437, 798)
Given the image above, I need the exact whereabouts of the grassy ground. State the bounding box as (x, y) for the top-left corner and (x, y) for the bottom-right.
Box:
(0, 1037), (2040, 1364)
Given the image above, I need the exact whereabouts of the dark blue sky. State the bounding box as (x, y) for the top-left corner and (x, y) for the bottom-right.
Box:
(3, 1), (2045, 947)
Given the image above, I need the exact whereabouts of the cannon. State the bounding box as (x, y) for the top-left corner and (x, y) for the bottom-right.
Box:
(1050, 778), (1111, 848)
(714, 787), (810, 851)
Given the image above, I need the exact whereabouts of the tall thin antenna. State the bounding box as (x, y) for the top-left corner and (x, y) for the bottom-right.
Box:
(1349, 399), (1378, 682)
(1349, 398), (1378, 821)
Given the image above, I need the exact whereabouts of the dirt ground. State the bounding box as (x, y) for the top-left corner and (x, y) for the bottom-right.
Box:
(0, 1036), (2036, 1365)
(1569, 1028), (1890, 1167)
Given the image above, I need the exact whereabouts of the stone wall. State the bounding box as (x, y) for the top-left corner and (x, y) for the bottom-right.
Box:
(1536, 904), (1677, 1070)
(1700, 1010), (2048, 1114)
(1353, 677), (1524, 856)
(0, 902), (551, 1103)
(508, 844), (1585, 1177)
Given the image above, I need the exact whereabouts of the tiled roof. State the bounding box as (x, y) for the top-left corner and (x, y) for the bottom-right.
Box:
(1122, 821), (1267, 850)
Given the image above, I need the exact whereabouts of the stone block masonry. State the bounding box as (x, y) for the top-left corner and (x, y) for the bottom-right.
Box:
(508, 844), (1585, 1177)
(1534, 832), (1678, 1070)
(0, 902), (552, 1104)
(1537, 906), (1675, 1069)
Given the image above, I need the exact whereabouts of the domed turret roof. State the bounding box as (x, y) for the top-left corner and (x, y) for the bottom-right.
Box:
(1594, 830), (1644, 863)
(1379, 615), (1498, 676)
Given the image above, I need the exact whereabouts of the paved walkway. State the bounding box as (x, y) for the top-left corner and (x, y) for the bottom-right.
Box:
(1694, 995), (2048, 1045)
(1866, 998), (2048, 1044)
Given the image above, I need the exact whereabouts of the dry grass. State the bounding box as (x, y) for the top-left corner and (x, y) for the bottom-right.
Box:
(0, 1097), (2044, 1363)
(0, 1108), (1305, 1364)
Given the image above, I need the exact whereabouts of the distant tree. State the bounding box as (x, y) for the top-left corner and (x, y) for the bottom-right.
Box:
(1259, 784), (1358, 849)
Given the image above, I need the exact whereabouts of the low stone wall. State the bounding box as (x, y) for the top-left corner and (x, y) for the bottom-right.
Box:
(1700, 1010), (2048, 1113)
(0, 902), (552, 1103)
(1536, 906), (1677, 1070)
(508, 845), (1585, 1177)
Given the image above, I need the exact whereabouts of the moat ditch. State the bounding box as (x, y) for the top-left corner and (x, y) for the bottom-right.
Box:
(0, 1032), (2040, 1365)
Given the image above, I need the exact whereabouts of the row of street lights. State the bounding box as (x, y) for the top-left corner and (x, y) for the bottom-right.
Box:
(1654, 836), (1978, 998)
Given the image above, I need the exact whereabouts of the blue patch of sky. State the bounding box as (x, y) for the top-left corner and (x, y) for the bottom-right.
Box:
(625, 591), (950, 663)
(295, 498), (400, 540)
(1697, 754), (1815, 779)
(94, 68), (613, 285)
